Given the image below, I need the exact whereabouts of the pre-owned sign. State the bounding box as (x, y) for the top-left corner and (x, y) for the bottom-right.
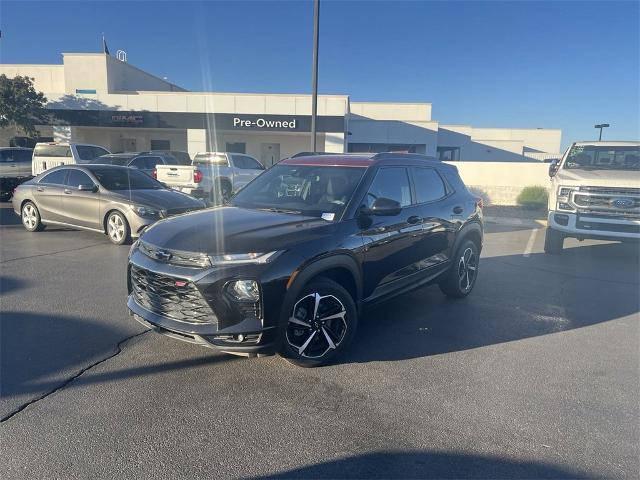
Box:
(233, 117), (297, 129)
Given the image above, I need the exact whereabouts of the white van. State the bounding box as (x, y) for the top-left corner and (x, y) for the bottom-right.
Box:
(32, 142), (111, 176)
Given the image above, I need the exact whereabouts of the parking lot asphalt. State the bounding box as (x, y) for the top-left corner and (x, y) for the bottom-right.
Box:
(1, 202), (638, 479)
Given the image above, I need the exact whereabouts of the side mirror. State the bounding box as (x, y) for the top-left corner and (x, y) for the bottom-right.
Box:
(548, 159), (560, 178)
(361, 197), (402, 216)
(78, 184), (98, 192)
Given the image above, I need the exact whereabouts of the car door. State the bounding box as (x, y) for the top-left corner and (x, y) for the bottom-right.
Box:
(61, 168), (101, 229)
(359, 166), (425, 300)
(33, 168), (68, 222)
(409, 166), (455, 275)
(231, 154), (264, 191)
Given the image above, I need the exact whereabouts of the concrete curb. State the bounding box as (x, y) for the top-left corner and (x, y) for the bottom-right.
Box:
(484, 216), (547, 228)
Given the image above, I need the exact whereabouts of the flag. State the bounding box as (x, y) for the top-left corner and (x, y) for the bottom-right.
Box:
(102, 35), (110, 55)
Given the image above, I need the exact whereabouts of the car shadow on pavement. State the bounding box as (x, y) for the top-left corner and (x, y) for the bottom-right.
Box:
(345, 241), (639, 364)
(249, 450), (590, 479)
(0, 203), (21, 226)
(0, 276), (31, 295)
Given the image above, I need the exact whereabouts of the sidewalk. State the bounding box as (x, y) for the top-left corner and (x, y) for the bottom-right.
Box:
(483, 205), (547, 228)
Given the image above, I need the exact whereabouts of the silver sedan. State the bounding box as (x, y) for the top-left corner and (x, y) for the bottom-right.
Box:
(12, 164), (205, 245)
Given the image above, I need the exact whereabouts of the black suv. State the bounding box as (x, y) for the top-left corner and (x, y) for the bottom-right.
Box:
(127, 153), (483, 367)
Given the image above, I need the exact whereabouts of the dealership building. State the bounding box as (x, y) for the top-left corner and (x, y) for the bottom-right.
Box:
(0, 53), (562, 166)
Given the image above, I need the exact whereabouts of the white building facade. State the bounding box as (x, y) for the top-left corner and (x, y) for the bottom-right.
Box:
(0, 53), (562, 165)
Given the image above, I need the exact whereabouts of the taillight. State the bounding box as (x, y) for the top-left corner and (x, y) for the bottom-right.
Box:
(151, 168), (157, 179)
(194, 170), (203, 183)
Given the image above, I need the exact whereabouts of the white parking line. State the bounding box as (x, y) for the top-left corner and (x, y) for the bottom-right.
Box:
(523, 228), (539, 257)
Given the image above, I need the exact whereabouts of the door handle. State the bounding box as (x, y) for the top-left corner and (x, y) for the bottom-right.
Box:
(453, 206), (463, 214)
(64, 189), (72, 194)
(407, 215), (421, 224)
(36, 187), (44, 192)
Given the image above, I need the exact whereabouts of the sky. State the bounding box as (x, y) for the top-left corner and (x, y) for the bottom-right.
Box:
(0, 0), (638, 149)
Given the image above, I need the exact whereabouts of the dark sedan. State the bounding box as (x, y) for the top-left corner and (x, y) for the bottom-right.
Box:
(12, 164), (205, 245)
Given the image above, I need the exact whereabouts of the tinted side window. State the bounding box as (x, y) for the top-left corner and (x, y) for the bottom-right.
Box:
(163, 155), (179, 165)
(17, 150), (33, 161)
(66, 169), (94, 188)
(241, 155), (265, 170)
(366, 167), (412, 208)
(412, 167), (447, 203)
(130, 156), (158, 169)
(34, 145), (72, 158)
(0, 150), (13, 162)
(232, 155), (248, 169)
(76, 145), (109, 161)
(40, 169), (68, 185)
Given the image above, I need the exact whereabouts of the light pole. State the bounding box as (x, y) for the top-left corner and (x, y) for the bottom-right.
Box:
(310, 0), (320, 152)
(594, 123), (609, 141)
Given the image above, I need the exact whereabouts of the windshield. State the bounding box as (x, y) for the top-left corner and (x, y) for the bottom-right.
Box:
(231, 164), (366, 218)
(564, 145), (640, 170)
(91, 167), (165, 190)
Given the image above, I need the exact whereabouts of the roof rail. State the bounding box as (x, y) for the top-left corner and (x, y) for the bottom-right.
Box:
(372, 152), (439, 161)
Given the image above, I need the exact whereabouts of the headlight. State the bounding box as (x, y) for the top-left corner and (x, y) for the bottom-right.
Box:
(227, 280), (260, 302)
(132, 205), (162, 217)
(558, 186), (577, 199)
(209, 251), (280, 265)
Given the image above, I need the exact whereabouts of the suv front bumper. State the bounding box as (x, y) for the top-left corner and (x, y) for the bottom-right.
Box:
(548, 211), (640, 241)
(126, 247), (279, 356)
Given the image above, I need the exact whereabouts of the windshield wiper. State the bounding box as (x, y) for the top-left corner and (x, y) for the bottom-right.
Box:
(260, 207), (302, 214)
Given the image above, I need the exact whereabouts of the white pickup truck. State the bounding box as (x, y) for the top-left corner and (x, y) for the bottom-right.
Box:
(545, 141), (640, 253)
(155, 152), (265, 203)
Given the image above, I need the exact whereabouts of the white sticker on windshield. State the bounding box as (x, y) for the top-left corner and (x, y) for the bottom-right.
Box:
(321, 213), (335, 221)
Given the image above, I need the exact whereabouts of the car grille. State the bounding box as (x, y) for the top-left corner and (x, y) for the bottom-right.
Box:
(572, 186), (640, 216)
(129, 264), (217, 325)
(138, 241), (211, 268)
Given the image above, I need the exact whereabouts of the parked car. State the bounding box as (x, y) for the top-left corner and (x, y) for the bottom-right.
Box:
(32, 142), (111, 175)
(12, 164), (205, 245)
(155, 152), (265, 203)
(127, 153), (483, 367)
(545, 141), (640, 253)
(0, 147), (33, 201)
(148, 150), (192, 165)
(91, 152), (180, 177)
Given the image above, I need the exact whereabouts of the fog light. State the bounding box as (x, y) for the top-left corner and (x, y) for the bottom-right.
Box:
(554, 214), (569, 226)
(228, 280), (260, 302)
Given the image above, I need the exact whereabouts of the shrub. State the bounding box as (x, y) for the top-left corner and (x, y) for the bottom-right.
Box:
(516, 185), (548, 209)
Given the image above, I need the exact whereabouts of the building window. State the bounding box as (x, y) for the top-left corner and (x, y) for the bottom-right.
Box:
(437, 147), (460, 161)
(150, 139), (171, 150)
(226, 142), (246, 154)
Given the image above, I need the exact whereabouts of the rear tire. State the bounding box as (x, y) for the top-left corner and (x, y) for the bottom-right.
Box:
(439, 239), (479, 298)
(21, 201), (45, 232)
(544, 227), (564, 254)
(280, 278), (358, 368)
(106, 211), (131, 245)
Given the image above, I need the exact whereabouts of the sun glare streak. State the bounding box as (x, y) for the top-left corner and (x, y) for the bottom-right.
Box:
(195, 2), (225, 255)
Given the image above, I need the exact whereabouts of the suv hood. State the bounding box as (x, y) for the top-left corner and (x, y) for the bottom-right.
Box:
(109, 189), (203, 209)
(140, 206), (333, 255)
(556, 168), (640, 188)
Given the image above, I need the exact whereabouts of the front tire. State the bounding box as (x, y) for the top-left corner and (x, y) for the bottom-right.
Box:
(21, 201), (45, 232)
(280, 278), (358, 367)
(544, 227), (564, 254)
(106, 211), (131, 245)
(439, 239), (479, 298)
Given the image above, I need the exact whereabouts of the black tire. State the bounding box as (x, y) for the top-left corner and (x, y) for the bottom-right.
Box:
(544, 227), (564, 254)
(105, 211), (131, 245)
(21, 201), (45, 232)
(209, 181), (232, 206)
(280, 278), (358, 368)
(439, 239), (480, 298)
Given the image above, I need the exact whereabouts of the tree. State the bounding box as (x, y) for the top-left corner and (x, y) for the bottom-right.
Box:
(0, 75), (48, 137)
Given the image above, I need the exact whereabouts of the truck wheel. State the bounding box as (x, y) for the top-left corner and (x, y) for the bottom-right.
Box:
(544, 227), (564, 254)
(280, 278), (358, 368)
